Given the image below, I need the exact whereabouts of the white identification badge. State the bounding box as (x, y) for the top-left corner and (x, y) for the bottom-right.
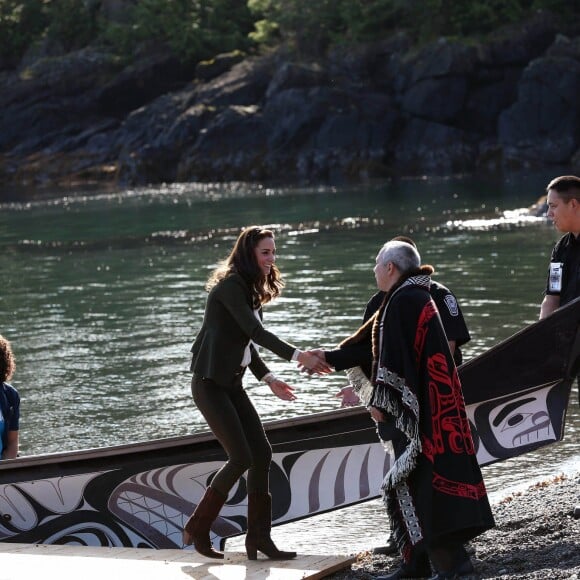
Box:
(549, 262), (563, 292)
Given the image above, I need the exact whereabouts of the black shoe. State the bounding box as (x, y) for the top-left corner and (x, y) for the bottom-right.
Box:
(428, 556), (475, 579)
(376, 562), (432, 580)
(373, 536), (398, 556)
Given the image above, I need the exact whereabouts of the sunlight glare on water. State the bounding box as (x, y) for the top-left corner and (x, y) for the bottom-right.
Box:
(1, 172), (578, 553)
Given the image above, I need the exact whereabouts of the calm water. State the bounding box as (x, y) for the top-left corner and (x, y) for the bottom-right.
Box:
(1, 172), (578, 552)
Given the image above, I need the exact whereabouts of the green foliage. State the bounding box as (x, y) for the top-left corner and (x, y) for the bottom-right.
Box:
(415, 0), (528, 38)
(0, 0), (47, 64)
(115, 0), (255, 62)
(334, 0), (406, 43)
(1, 0), (579, 68)
(248, 19), (279, 44)
(45, 0), (99, 51)
(532, 0), (579, 17)
(127, 0), (201, 58)
(248, 0), (345, 56)
(0, 0), (99, 65)
(97, 21), (134, 62)
(0, 0), (254, 68)
(247, 0), (580, 56)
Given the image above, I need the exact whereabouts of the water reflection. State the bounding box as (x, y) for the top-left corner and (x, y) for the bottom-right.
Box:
(0, 174), (576, 490)
(2, 175), (579, 553)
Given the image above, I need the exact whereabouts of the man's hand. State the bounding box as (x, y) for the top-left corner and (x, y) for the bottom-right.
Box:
(368, 405), (385, 422)
(297, 349), (333, 374)
(336, 386), (360, 407)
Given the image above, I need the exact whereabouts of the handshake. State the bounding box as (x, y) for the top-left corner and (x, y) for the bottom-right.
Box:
(296, 349), (332, 375)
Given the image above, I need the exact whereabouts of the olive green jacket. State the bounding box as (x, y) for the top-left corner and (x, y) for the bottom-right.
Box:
(190, 273), (297, 385)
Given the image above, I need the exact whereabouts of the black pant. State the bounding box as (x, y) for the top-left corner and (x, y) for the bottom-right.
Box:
(192, 375), (272, 496)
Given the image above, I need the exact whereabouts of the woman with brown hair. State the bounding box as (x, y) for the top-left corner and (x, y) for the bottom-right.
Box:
(183, 225), (330, 560)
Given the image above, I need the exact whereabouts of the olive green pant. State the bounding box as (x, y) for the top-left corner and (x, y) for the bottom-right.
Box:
(192, 375), (272, 496)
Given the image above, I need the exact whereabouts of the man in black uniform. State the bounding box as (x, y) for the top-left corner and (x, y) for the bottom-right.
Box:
(539, 175), (580, 533)
(540, 175), (580, 319)
(316, 237), (471, 579)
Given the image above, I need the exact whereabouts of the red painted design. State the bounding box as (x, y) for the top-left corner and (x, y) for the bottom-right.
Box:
(414, 300), (437, 363)
(432, 472), (488, 500)
(428, 352), (475, 456)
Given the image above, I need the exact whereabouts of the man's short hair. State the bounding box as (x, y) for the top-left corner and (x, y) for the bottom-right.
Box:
(546, 175), (580, 201)
(379, 240), (421, 274)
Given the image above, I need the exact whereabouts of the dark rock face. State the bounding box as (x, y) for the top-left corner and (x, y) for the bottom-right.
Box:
(499, 51), (580, 165)
(96, 52), (197, 117)
(1, 13), (580, 189)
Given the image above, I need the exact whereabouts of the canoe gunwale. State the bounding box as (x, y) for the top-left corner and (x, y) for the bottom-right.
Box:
(0, 406), (368, 472)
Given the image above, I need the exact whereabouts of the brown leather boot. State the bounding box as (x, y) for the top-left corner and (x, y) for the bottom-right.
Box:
(182, 486), (226, 558)
(245, 492), (297, 560)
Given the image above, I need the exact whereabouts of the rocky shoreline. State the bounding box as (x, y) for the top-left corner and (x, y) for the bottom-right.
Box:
(1, 12), (580, 189)
(329, 470), (580, 579)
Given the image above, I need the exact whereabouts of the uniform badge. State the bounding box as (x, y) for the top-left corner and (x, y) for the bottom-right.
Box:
(444, 294), (459, 316)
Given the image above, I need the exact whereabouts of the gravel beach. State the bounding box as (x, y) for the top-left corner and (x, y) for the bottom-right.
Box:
(328, 470), (580, 579)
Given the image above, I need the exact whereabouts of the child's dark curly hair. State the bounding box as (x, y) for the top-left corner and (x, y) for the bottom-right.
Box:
(0, 335), (16, 383)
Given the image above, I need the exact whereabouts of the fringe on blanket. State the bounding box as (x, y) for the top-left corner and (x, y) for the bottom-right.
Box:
(345, 366), (374, 406)
(346, 364), (422, 506)
(379, 379), (424, 556)
(370, 372), (422, 496)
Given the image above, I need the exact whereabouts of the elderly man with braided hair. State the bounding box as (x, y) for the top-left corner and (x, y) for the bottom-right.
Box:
(317, 241), (494, 579)
(319, 236), (471, 576)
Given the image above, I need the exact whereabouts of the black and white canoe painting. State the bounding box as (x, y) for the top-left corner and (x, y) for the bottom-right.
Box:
(1, 298), (579, 551)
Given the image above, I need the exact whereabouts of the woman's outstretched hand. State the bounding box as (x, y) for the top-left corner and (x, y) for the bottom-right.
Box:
(268, 379), (297, 401)
(297, 350), (333, 375)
